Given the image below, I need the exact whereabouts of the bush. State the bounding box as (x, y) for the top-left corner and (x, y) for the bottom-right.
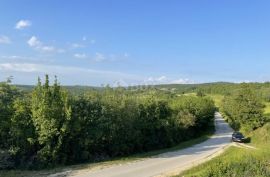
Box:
(221, 84), (265, 132)
(0, 76), (216, 169)
(0, 150), (14, 169)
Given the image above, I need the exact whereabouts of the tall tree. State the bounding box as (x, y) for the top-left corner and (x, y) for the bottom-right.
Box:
(0, 79), (19, 149)
(31, 75), (71, 166)
(222, 84), (265, 131)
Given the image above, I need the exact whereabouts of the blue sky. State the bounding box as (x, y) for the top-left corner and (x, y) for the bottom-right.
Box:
(0, 0), (270, 86)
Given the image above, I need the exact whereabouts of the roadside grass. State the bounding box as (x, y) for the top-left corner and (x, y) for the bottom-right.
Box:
(175, 123), (270, 177)
(0, 129), (214, 177)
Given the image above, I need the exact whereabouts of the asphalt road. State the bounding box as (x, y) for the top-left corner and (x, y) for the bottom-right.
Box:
(68, 112), (233, 177)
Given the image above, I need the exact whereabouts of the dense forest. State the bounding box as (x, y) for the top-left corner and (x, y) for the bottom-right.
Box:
(0, 76), (216, 169)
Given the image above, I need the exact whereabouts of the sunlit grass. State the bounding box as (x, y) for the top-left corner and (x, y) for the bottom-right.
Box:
(175, 123), (270, 177)
(206, 94), (224, 108)
(264, 102), (270, 114)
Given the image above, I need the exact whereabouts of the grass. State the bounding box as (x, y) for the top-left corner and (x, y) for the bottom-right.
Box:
(174, 95), (270, 177)
(174, 123), (270, 177)
(263, 102), (270, 114)
(206, 94), (224, 108)
(0, 130), (214, 177)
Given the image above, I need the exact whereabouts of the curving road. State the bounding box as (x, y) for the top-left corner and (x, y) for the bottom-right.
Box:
(67, 112), (233, 177)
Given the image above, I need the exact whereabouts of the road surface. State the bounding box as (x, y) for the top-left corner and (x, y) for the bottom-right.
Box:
(66, 112), (233, 177)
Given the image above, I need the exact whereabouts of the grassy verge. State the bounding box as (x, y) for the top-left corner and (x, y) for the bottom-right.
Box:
(0, 130), (214, 177)
(174, 123), (270, 177)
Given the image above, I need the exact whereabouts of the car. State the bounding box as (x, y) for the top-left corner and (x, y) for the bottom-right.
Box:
(232, 132), (245, 143)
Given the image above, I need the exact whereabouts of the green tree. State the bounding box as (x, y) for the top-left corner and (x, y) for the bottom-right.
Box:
(0, 79), (19, 149)
(221, 84), (265, 132)
(10, 96), (37, 167)
(31, 75), (71, 166)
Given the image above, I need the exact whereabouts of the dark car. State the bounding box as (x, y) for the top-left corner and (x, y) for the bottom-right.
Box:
(232, 132), (245, 142)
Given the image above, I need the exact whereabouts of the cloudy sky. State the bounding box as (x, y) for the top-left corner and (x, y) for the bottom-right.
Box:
(1, 0), (270, 86)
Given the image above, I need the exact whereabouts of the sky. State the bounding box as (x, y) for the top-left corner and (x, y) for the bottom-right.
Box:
(1, 0), (270, 86)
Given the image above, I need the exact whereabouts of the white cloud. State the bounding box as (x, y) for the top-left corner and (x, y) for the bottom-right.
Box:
(71, 43), (85, 48)
(0, 35), (11, 44)
(0, 55), (31, 60)
(0, 62), (103, 74)
(144, 76), (191, 85)
(27, 36), (41, 47)
(41, 46), (55, 52)
(90, 52), (129, 62)
(15, 20), (31, 29)
(112, 79), (129, 87)
(171, 78), (191, 84)
(0, 62), (141, 85)
(0, 62), (192, 86)
(0, 63), (38, 72)
(0, 55), (54, 63)
(94, 52), (105, 62)
(82, 36), (95, 44)
(27, 36), (64, 53)
(74, 53), (87, 59)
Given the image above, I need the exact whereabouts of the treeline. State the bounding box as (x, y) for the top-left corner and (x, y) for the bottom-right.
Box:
(193, 82), (270, 102)
(0, 75), (215, 169)
(221, 84), (267, 132)
(16, 82), (270, 102)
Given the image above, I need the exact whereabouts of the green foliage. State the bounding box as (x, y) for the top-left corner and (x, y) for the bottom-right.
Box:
(0, 81), (19, 149)
(221, 84), (265, 132)
(178, 123), (270, 177)
(9, 96), (36, 167)
(196, 89), (205, 97)
(31, 75), (72, 167)
(177, 83), (270, 177)
(0, 76), (216, 169)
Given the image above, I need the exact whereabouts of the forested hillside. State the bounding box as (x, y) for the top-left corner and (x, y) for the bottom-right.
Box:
(0, 76), (215, 169)
(16, 81), (270, 101)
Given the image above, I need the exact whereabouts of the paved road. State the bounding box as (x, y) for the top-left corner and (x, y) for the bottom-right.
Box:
(68, 112), (233, 177)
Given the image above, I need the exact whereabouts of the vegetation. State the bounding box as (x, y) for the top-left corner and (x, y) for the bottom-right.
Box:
(0, 132), (213, 177)
(0, 76), (216, 169)
(177, 123), (270, 177)
(175, 84), (270, 177)
(3, 77), (270, 176)
(221, 84), (266, 132)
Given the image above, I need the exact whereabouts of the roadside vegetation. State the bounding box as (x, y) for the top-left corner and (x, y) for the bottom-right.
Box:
(3, 78), (270, 176)
(0, 132), (213, 177)
(176, 84), (270, 177)
(177, 123), (270, 177)
(0, 75), (215, 170)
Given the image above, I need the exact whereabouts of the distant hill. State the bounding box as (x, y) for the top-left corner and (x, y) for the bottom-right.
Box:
(14, 84), (101, 95)
(14, 82), (270, 97)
